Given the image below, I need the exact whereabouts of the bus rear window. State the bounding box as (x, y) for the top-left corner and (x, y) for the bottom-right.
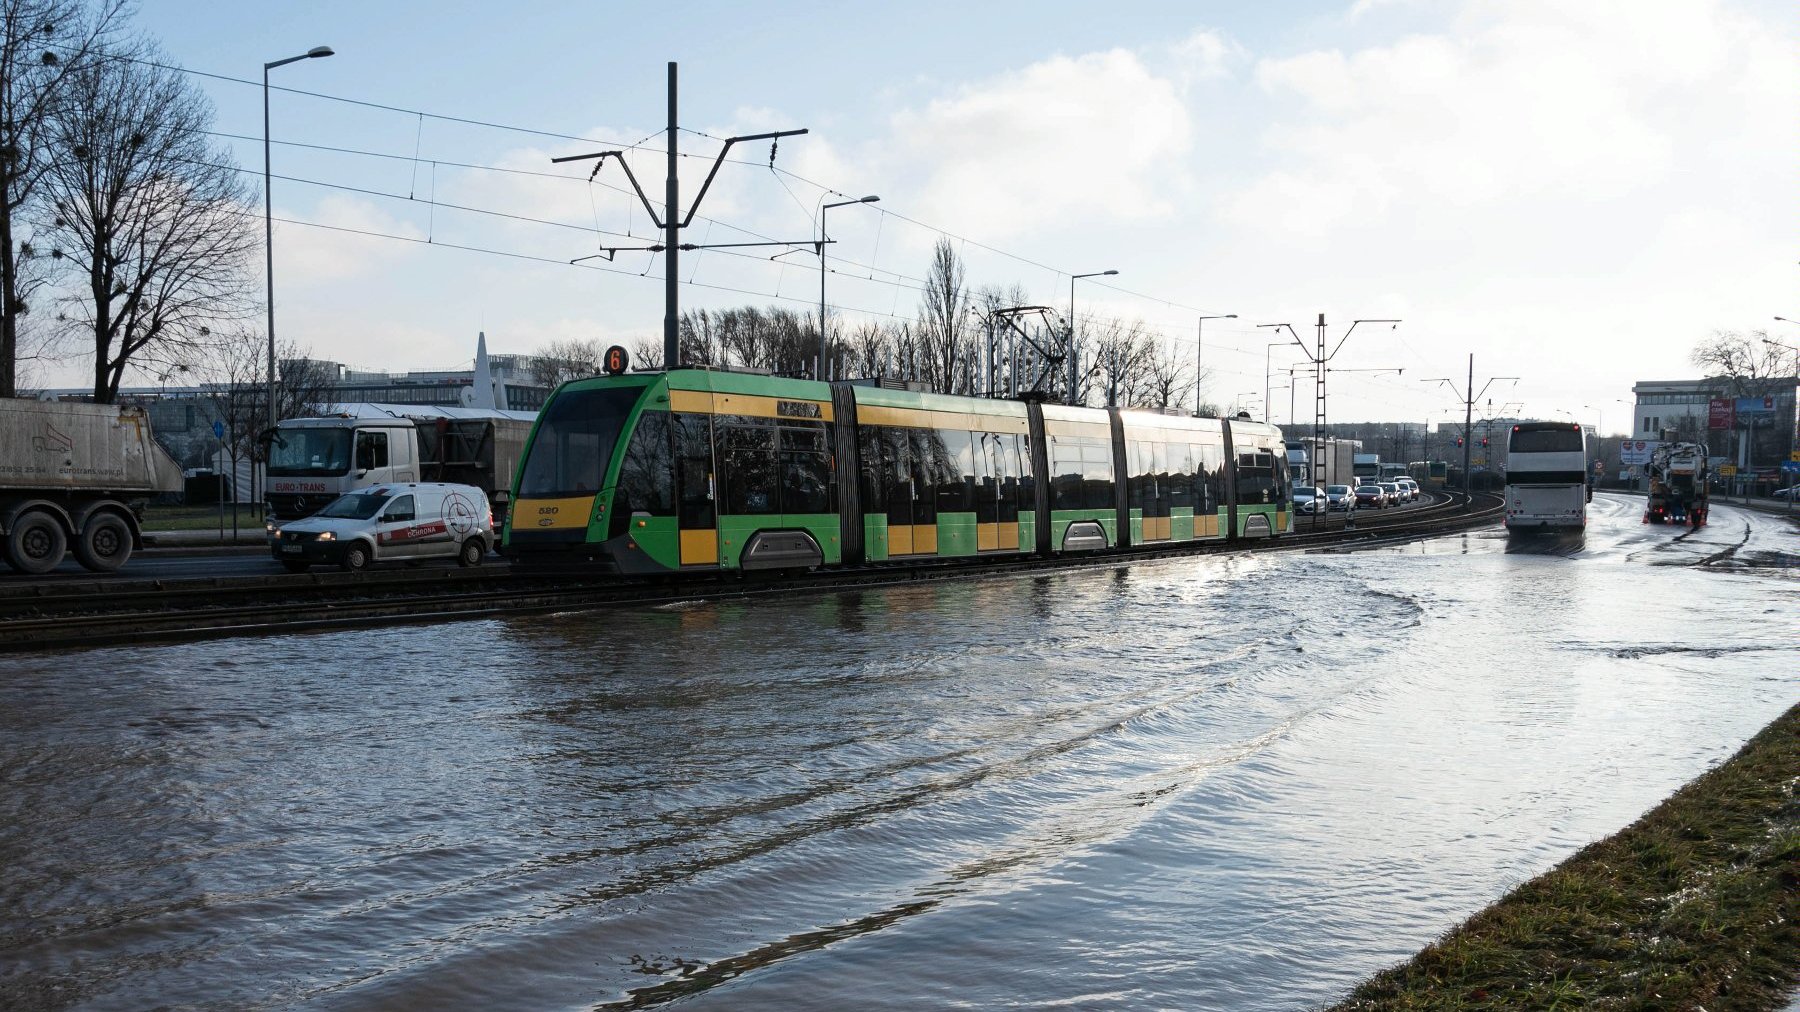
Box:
(1507, 470), (1587, 485)
(518, 386), (644, 497)
(1510, 429), (1583, 453)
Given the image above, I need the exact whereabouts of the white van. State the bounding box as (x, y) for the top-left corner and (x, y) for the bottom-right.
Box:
(269, 482), (492, 573)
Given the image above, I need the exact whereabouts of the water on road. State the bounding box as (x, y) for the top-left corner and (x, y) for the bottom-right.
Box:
(2, 493), (1795, 1010)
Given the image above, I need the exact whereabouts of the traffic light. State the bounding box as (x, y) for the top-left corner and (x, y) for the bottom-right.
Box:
(1455, 436), (1464, 448)
(1481, 437), (1489, 447)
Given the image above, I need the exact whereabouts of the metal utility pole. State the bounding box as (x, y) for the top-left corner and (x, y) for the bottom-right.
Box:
(1195, 314), (1235, 416)
(663, 62), (678, 369)
(1423, 356), (1518, 492)
(555, 62), (807, 370)
(1261, 314), (1399, 528)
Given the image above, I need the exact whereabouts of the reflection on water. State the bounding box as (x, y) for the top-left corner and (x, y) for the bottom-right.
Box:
(1, 498), (1796, 1010)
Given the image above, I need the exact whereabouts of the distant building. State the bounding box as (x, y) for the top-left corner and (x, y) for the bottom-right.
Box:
(32, 334), (557, 472)
(1630, 376), (1797, 491)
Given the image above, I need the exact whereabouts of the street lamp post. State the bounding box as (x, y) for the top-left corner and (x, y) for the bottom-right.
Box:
(263, 45), (334, 436)
(1194, 314), (1235, 416)
(1069, 269), (1117, 404)
(817, 194), (878, 380)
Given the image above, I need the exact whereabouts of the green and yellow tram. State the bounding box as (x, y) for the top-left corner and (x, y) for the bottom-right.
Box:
(503, 368), (1288, 573)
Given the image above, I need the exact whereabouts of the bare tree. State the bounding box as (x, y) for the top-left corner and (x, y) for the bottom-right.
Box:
(198, 326), (331, 532)
(1689, 329), (1789, 398)
(528, 336), (607, 387)
(0, 0), (122, 397)
(918, 237), (970, 393)
(41, 43), (256, 403)
(1143, 343), (1196, 411)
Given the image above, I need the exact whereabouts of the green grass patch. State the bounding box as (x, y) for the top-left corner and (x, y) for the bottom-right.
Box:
(1332, 703), (1800, 1011)
(141, 503), (265, 531)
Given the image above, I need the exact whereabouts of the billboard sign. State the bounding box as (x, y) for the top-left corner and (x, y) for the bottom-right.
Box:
(1734, 396), (1776, 415)
(1708, 398), (1734, 429)
(1619, 440), (1658, 465)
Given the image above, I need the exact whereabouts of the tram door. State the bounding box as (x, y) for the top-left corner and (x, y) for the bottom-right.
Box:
(673, 412), (719, 566)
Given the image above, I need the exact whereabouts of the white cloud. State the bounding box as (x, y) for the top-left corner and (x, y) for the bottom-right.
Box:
(886, 49), (1193, 239)
(277, 194), (426, 286)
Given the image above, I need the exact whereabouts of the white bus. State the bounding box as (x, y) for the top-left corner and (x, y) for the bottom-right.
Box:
(1504, 421), (1588, 532)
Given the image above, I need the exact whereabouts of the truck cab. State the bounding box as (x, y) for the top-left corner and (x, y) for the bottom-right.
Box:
(265, 417), (420, 523)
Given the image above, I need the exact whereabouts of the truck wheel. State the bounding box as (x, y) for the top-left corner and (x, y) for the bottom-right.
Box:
(74, 513), (133, 572)
(341, 542), (371, 573)
(457, 538), (485, 568)
(5, 510), (67, 575)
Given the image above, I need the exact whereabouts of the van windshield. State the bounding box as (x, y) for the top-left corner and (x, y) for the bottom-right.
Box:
(267, 428), (352, 476)
(518, 385), (645, 498)
(318, 492), (391, 520)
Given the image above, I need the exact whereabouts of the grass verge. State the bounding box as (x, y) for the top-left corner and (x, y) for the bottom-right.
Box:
(1331, 702), (1800, 1011)
(141, 504), (264, 531)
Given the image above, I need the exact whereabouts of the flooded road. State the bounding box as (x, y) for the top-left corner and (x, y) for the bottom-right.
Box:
(2, 494), (1796, 1010)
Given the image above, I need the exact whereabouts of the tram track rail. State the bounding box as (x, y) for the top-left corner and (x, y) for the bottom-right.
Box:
(0, 490), (1501, 652)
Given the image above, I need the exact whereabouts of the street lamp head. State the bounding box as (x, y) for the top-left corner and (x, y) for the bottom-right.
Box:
(1225, 314), (1237, 319)
(1102, 269), (1118, 276)
(859, 195), (879, 203)
(307, 46), (334, 58)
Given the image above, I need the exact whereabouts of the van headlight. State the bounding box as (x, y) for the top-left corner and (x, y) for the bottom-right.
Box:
(316, 531), (335, 541)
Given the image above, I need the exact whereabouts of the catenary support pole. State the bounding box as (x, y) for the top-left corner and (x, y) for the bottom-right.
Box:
(663, 62), (679, 370)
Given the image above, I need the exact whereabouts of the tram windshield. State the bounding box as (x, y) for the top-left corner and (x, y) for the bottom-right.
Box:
(518, 385), (645, 498)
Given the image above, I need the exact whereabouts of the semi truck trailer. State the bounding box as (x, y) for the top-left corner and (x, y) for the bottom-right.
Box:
(0, 398), (183, 573)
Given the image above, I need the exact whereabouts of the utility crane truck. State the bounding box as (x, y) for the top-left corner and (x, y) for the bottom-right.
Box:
(1644, 442), (1709, 527)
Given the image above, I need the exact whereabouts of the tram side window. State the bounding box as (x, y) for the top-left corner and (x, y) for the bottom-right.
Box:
(673, 412), (714, 528)
(614, 411), (675, 517)
(1000, 433), (1024, 522)
(934, 428), (974, 514)
(858, 424), (884, 514)
(1127, 441), (1149, 512)
(973, 431), (997, 524)
(1082, 438), (1114, 511)
(1236, 450), (1277, 505)
(975, 431), (1022, 524)
(720, 419), (778, 515)
(779, 422), (834, 515)
(1016, 434), (1036, 514)
(1195, 441), (1226, 513)
(874, 426), (912, 526)
(1147, 440), (1171, 518)
(911, 428), (942, 525)
(1170, 443), (1195, 510)
(1050, 435), (1084, 511)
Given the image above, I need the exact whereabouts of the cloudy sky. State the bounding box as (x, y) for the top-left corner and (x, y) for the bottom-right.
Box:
(59, 0), (1798, 431)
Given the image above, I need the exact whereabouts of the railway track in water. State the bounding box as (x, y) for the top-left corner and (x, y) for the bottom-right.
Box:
(0, 491), (1501, 652)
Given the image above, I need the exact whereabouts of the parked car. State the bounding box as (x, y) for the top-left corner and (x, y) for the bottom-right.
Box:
(1291, 484), (1325, 514)
(1377, 481), (1404, 505)
(1772, 485), (1800, 501)
(269, 482), (493, 573)
(1354, 484), (1388, 508)
(1324, 484), (1356, 511)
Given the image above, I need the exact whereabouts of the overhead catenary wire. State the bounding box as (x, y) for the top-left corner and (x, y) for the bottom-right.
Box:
(135, 50), (1281, 363)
